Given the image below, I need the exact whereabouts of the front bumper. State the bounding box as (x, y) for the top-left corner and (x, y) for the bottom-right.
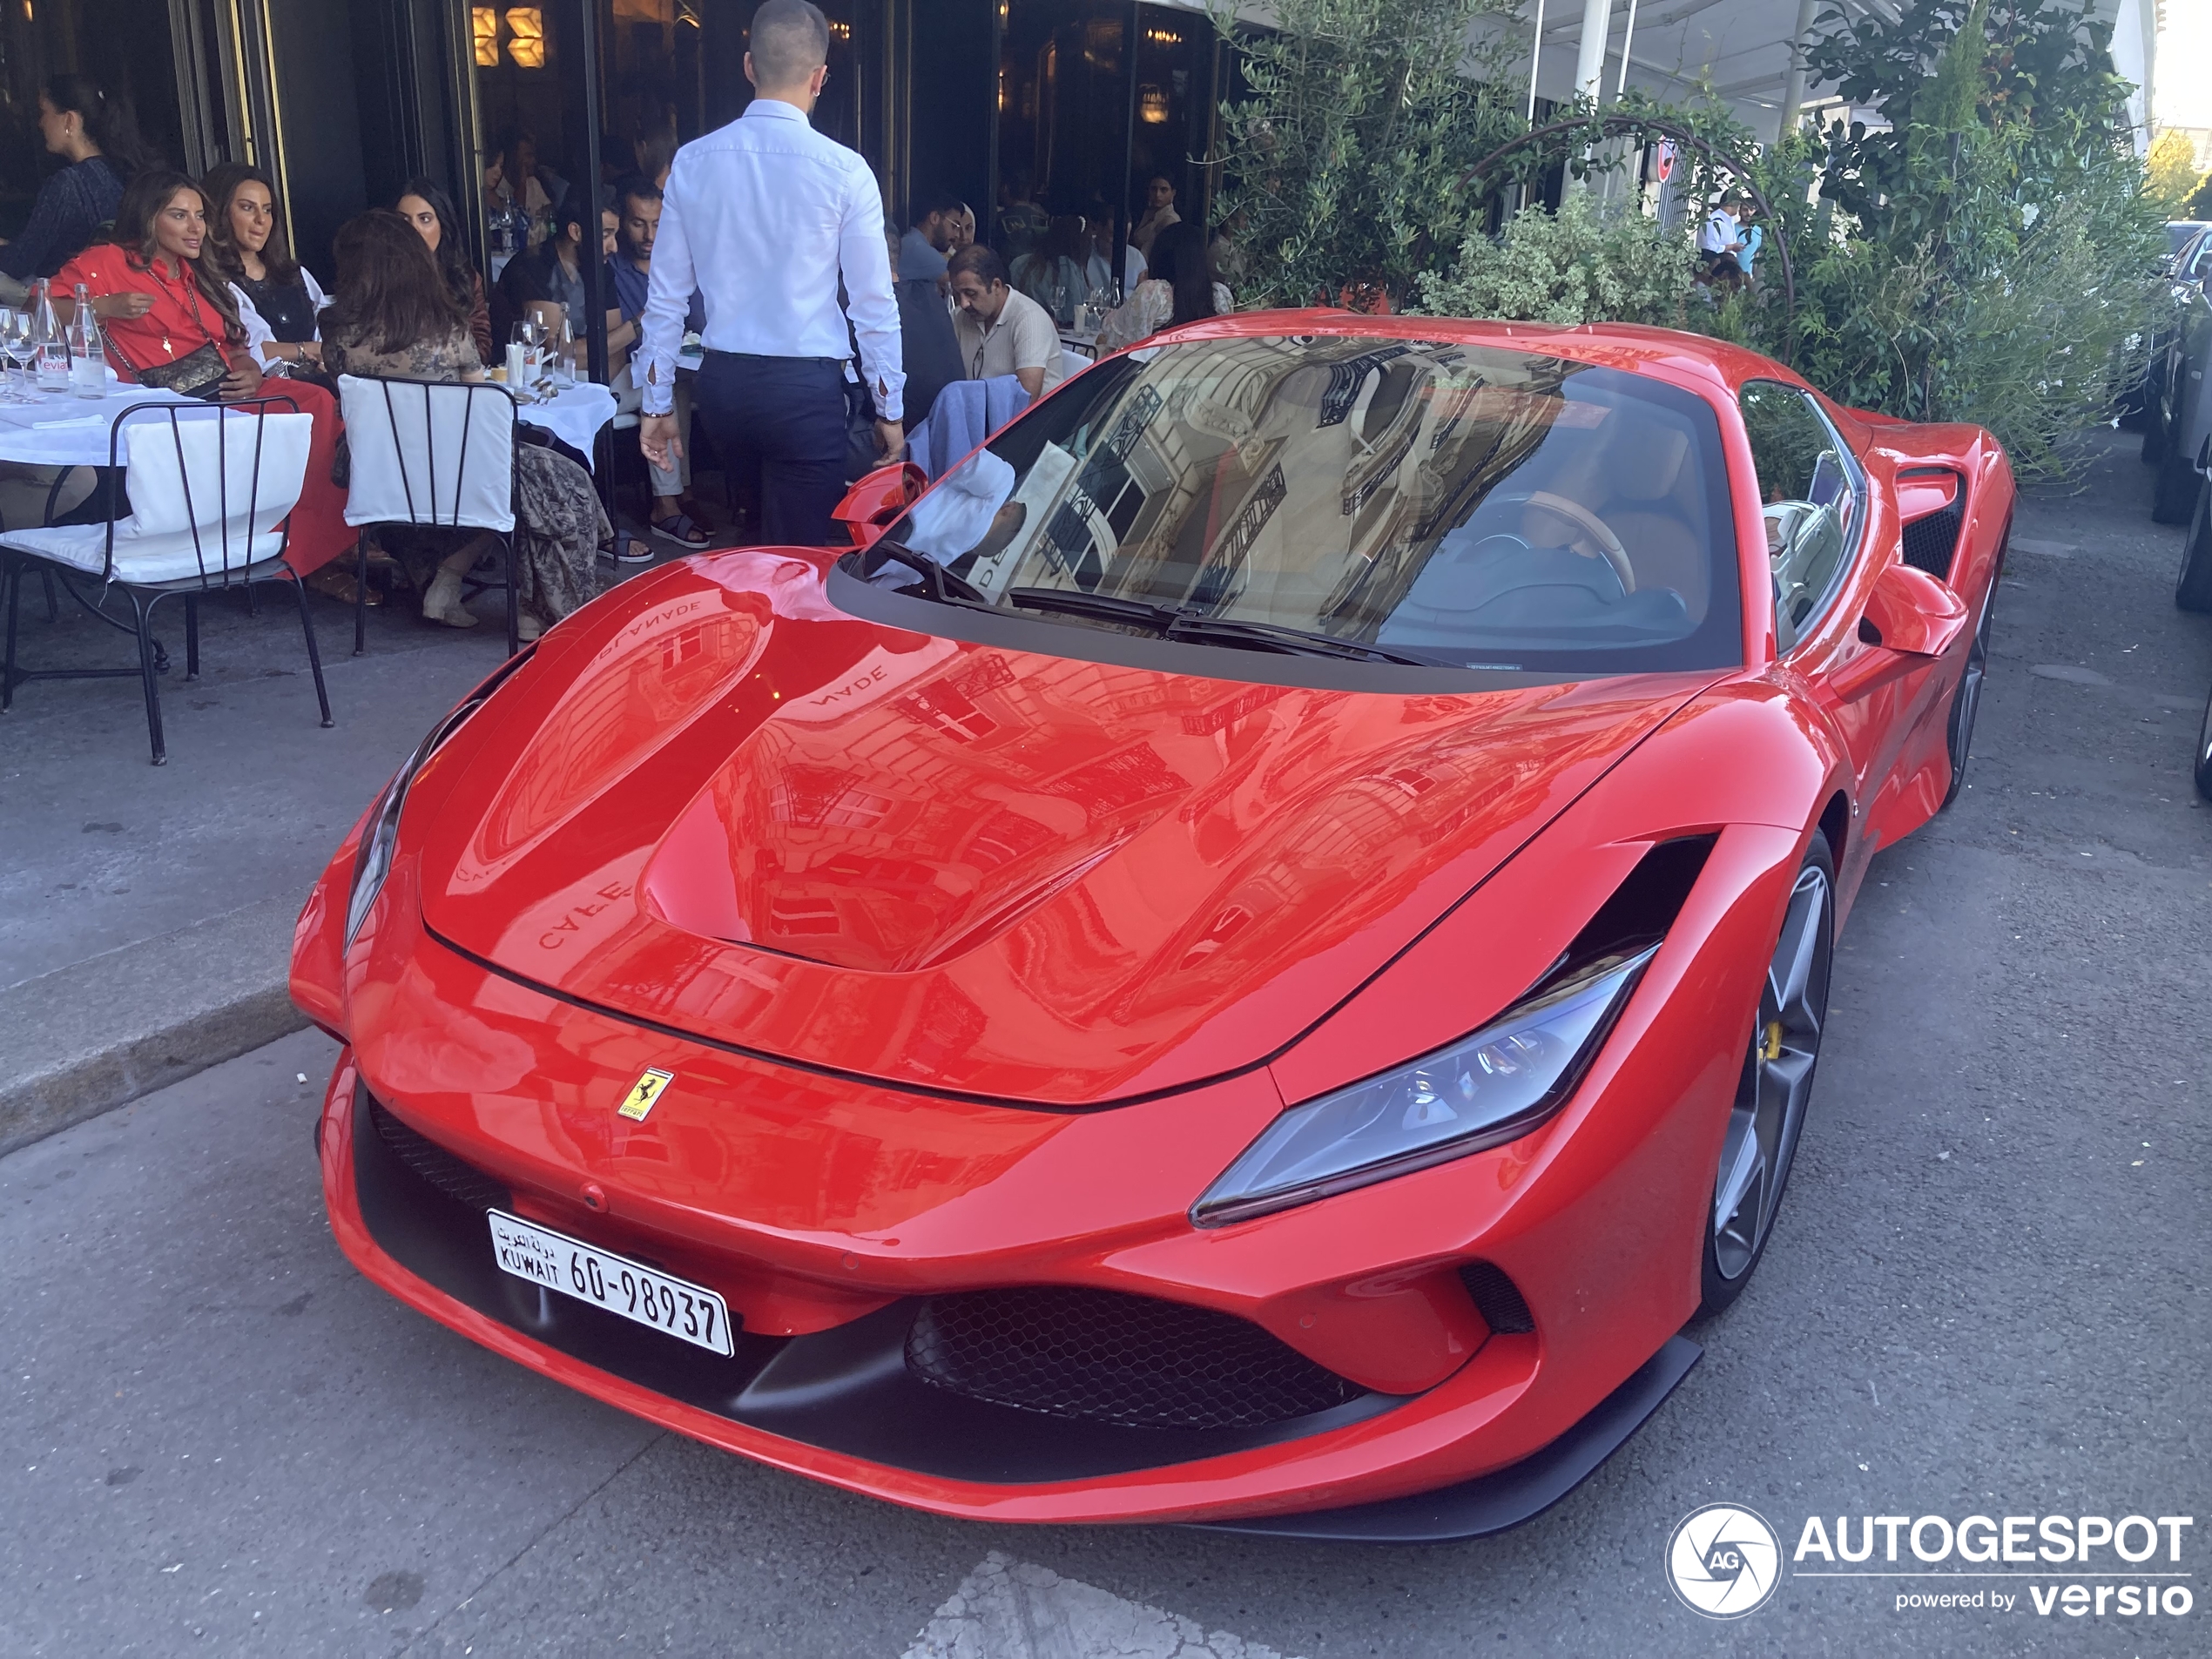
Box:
(311, 819), (1804, 1526)
(322, 1055), (1702, 1531)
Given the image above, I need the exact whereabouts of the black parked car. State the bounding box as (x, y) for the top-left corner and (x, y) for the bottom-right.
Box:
(2143, 227), (2212, 525)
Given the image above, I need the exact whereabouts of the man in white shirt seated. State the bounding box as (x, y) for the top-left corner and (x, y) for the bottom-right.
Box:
(900, 190), (964, 287)
(1698, 190), (1746, 286)
(947, 245), (1064, 397)
(637, 0), (903, 547)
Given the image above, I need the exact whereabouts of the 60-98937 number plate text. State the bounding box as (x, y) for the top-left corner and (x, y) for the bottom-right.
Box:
(487, 1210), (734, 1356)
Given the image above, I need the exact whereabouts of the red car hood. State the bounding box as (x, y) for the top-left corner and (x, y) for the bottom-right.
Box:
(415, 552), (1714, 1104)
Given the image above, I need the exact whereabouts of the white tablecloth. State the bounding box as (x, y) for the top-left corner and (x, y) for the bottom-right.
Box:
(0, 381), (205, 469)
(515, 380), (617, 470)
(0, 376), (617, 473)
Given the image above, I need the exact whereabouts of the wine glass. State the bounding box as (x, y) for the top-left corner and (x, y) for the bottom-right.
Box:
(0, 310), (32, 403)
(508, 320), (543, 401)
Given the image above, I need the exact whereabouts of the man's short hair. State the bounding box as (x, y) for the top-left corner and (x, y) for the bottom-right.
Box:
(913, 189), (965, 227)
(615, 172), (662, 213)
(948, 244), (1008, 287)
(750, 0), (829, 87)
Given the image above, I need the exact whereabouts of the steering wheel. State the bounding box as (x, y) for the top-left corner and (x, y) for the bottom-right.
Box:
(1514, 491), (1636, 595)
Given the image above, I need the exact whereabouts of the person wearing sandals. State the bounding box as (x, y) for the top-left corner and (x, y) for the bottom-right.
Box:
(603, 172), (714, 550)
(320, 210), (610, 640)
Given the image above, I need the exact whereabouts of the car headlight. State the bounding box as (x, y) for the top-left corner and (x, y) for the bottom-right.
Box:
(1191, 945), (1658, 1228)
(345, 649), (534, 947)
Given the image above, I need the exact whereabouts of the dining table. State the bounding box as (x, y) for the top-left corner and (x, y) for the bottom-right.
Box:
(0, 372), (619, 476)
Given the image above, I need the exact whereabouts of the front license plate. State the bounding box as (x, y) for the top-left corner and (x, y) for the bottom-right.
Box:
(487, 1210), (734, 1356)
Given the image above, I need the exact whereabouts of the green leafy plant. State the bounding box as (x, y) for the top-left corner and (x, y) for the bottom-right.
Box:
(2145, 132), (2203, 219)
(1782, 0), (2164, 480)
(1411, 188), (1695, 325)
(1209, 0), (1525, 307)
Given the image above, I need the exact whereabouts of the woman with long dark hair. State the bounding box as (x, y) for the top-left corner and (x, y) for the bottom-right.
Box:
(321, 210), (608, 637)
(52, 170), (354, 574)
(200, 161), (328, 374)
(1096, 218), (1231, 352)
(395, 177), (493, 362)
(0, 74), (152, 284)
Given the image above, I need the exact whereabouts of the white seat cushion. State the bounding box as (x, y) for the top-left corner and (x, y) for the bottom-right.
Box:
(337, 374), (516, 534)
(0, 408), (309, 583)
(0, 523), (289, 583)
(121, 409), (311, 537)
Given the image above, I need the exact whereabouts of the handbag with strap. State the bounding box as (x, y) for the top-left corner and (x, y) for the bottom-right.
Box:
(110, 338), (228, 401)
(99, 274), (233, 401)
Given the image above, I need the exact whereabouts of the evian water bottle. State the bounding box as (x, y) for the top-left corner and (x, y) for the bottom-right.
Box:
(30, 279), (69, 396)
(69, 284), (105, 397)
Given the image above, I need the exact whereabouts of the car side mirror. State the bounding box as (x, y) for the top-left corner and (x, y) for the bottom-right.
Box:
(831, 462), (927, 548)
(1859, 558), (1968, 658)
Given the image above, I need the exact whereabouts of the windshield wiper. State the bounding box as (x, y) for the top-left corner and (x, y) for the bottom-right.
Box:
(1007, 586), (1448, 666)
(1006, 587), (1179, 629)
(1164, 615), (1450, 667)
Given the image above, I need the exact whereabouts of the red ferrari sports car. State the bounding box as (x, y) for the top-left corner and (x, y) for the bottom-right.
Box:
(293, 315), (2011, 1538)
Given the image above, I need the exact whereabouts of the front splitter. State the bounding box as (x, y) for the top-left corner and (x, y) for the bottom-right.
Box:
(1191, 1335), (1702, 1542)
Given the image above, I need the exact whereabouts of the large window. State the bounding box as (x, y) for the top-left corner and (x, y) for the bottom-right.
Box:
(0, 0), (188, 244)
(994, 3), (1217, 269)
(877, 334), (1743, 678)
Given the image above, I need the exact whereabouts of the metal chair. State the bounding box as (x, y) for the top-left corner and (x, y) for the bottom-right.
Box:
(335, 374), (521, 657)
(0, 396), (328, 766)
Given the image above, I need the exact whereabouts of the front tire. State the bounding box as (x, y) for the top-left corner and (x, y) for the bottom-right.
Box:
(1697, 836), (1835, 1318)
(2178, 477), (2212, 613)
(2195, 682), (2212, 803)
(2153, 437), (2200, 524)
(2141, 372), (2167, 464)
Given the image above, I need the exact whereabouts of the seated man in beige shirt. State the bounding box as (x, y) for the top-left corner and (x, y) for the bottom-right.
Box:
(948, 245), (1065, 397)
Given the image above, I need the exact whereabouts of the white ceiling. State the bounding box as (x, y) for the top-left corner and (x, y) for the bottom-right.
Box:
(1162, 0), (2153, 147)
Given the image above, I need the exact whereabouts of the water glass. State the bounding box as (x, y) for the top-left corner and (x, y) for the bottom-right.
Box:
(0, 311), (31, 402)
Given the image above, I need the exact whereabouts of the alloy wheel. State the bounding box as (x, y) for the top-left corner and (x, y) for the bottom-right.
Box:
(1710, 860), (1832, 1285)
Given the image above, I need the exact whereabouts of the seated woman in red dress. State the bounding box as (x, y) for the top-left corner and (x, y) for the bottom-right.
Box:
(53, 169), (351, 579)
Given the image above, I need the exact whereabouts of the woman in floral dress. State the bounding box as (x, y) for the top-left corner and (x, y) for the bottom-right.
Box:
(320, 210), (608, 637)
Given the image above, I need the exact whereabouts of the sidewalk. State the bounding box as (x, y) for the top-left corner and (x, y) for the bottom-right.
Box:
(0, 578), (512, 1152)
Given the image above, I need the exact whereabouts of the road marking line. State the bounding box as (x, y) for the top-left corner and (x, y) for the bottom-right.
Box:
(902, 1550), (1303, 1659)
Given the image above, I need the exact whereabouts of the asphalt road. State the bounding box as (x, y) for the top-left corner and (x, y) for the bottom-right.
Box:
(1, 429), (2206, 1658)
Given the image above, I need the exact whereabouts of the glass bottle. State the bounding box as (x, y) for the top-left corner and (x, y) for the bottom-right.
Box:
(70, 283), (105, 397)
(30, 279), (69, 396)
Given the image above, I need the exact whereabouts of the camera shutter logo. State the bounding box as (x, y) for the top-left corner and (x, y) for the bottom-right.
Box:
(1668, 1504), (1783, 1619)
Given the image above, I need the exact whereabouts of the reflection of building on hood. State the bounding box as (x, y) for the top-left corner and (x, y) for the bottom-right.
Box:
(901, 449), (1017, 564)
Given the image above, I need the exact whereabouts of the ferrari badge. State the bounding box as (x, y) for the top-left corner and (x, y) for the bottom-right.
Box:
(617, 1068), (675, 1122)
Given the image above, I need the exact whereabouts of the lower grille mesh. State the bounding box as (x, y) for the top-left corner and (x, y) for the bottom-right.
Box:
(905, 1285), (1365, 1430)
(369, 1096), (510, 1212)
(1459, 1261), (1535, 1335)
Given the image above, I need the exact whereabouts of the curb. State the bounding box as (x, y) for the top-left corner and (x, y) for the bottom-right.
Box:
(0, 897), (307, 1157)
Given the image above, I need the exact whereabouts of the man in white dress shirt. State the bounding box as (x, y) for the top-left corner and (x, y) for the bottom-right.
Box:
(637, 0), (903, 546)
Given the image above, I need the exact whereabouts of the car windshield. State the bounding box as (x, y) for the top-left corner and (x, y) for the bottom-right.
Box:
(872, 334), (1742, 675)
